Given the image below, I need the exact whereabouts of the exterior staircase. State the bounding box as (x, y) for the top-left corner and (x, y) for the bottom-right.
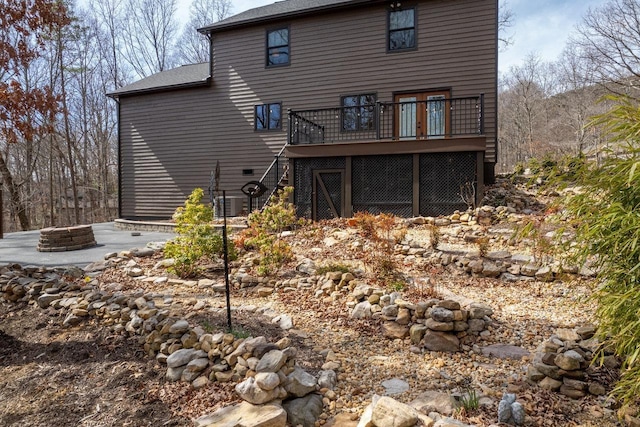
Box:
(255, 143), (288, 211)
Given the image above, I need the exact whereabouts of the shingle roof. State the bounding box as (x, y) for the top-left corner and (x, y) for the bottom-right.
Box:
(199, 0), (373, 33)
(107, 63), (210, 97)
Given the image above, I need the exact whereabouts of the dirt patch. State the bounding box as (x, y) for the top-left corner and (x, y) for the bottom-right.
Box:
(0, 302), (189, 427)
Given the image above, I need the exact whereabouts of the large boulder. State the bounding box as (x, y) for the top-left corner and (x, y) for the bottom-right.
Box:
(256, 350), (287, 373)
(371, 396), (419, 427)
(194, 401), (286, 427)
(285, 367), (317, 397)
(409, 390), (460, 416)
(421, 330), (460, 352)
(235, 377), (281, 405)
(166, 348), (201, 368)
(383, 321), (409, 339)
(283, 393), (323, 427)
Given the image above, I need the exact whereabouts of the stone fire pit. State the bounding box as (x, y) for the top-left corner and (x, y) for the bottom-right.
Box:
(37, 225), (97, 252)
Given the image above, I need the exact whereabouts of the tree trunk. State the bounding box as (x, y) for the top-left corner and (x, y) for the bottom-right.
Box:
(57, 28), (81, 225)
(0, 154), (30, 230)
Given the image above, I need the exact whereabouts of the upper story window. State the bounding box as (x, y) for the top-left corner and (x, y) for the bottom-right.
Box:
(342, 94), (377, 131)
(267, 27), (289, 66)
(388, 6), (416, 51)
(255, 102), (282, 131)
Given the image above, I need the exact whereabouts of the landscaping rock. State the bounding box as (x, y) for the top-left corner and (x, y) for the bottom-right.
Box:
(169, 319), (190, 335)
(381, 378), (410, 395)
(255, 372), (280, 391)
(409, 390), (459, 416)
(37, 293), (59, 308)
(538, 377), (563, 391)
(383, 321), (409, 339)
(256, 350), (287, 373)
(482, 344), (530, 360)
(166, 348), (196, 368)
(555, 328), (580, 342)
(235, 377), (281, 405)
(351, 301), (372, 319)
(318, 370), (337, 390)
(194, 401), (286, 427)
(554, 353), (581, 371)
(410, 324), (428, 344)
(422, 330), (459, 352)
(371, 395), (418, 427)
(431, 307), (454, 322)
(433, 418), (474, 427)
(283, 393), (323, 427)
(285, 367), (317, 397)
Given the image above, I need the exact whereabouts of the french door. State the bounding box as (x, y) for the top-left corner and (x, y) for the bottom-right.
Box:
(395, 91), (450, 139)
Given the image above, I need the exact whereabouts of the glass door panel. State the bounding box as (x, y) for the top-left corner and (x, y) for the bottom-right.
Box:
(427, 95), (446, 138)
(398, 96), (417, 139)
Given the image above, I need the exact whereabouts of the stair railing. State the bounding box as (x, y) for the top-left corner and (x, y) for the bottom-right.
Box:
(255, 143), (288, 211)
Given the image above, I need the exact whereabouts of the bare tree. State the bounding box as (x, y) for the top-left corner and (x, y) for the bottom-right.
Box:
(177, 0), (233, 64)
(498, 54), (555, 171)
(544, 46), (609, 157)
(572, 0), (640, 95)
(89, 0), (131, 90)
(498, 1), (515, 51)
(123, 0), (179, 78)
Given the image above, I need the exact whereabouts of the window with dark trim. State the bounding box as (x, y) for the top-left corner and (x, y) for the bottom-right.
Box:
(342, 94), (377, 131)
(388, 6), (416, 51)
(255, 103), (282, 131)
(266, 27), (289, 66)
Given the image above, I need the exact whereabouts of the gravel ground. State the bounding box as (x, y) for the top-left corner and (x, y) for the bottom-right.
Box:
(1, 205), (623, 426)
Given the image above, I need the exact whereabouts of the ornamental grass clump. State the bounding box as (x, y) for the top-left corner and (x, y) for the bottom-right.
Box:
(561, 94), (640, 408)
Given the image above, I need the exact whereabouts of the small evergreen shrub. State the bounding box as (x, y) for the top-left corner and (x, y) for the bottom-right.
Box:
(164, 188), (236, 278)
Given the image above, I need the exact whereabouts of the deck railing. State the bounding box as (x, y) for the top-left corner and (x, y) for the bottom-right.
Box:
(288, 95), (484, 145)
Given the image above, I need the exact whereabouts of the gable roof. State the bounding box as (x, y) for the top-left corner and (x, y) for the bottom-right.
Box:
(107, 62), (210, 98)
(199, 0), (378, 34)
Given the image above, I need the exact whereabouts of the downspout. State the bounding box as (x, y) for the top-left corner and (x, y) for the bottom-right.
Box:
(207, 32), (214, 80)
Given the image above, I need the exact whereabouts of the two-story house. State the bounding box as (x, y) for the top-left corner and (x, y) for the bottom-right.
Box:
(108, 0), (497, 221)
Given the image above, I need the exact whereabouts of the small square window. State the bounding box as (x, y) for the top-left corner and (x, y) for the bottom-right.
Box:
(255, 102), (282, 131)
(389, 7), (415, 51)
(267, 27), (289, 66)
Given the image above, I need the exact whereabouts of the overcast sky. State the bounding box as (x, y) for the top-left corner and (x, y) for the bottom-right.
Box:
(176, 0), (604, 73)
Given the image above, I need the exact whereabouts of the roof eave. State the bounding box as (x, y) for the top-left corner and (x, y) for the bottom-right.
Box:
(198, 0), (379, 34)
(106, 77), (211, 99)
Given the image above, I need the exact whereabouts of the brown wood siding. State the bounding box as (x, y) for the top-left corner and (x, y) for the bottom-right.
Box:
(119, 0), (496, 218)
(119, 86), (284, 218)
(212, 0), (496, 151)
